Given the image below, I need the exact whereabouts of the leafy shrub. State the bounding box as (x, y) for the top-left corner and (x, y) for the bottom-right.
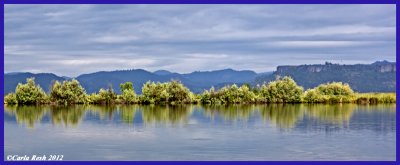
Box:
(49, 79), (87, 105)
(303, 82), (355, 103)
(166, 80), (192, 104)
(263, 76), (303, 103)
(120, 82), (137, 104)
(4, 93), (18, 104)
(316, 82), (354, 96)
(15, 78), (47, 104)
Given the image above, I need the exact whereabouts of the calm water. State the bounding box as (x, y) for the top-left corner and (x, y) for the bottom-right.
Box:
(4, 104), (396, 161)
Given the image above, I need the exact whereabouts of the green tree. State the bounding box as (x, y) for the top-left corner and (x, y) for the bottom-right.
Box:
(258, 84), (270, 103)
(4, 93), (18, 104)
(120, 82), (133, 92)
(264, 76), (303, 103)
(303, 82), (354, 103)
(302, 89), (328, 103)
(15, 78), (47, 104)
(238, 85), (256, 103)
(316, 82), (354, 96)
(141, 81), (169, 104)
(200, 90), (211, 104)
(49, 79), (87, 105)
(120, 82), (137, 104)
(98, 86), (117, 104)
(201, 84), (256, 104)
(167, 80), (192, 104)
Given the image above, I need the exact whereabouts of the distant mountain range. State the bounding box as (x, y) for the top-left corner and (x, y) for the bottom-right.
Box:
(4, 61), (396, 95)
(4, 68), (259, 94)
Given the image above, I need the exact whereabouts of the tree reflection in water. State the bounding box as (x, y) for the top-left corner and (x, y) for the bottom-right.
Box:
(3, 104), (395, 129)
(259, 104), (303, 129)
(119, 105), (138, 124)
(87, 105), (117, 121)
(5, 105), (47, 128)
(50, 105), (86, 127)
(304, 104), (354, 125)
(202, 104), (256, 123)
(140, 105), (193, 126)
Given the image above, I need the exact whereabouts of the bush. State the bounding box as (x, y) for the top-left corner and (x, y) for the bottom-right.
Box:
(49, 79), (87, 105)
(238, 85), (257, 103)
(141, 81), (169, 104)
(140, 80), (193, 104)
(5, 78), (394, 105)
(200, 84), (257, 104)
(303, 82), (355, 103)
(258, 84), (270, 103)
(263, 76), (303, 103)
(120, 82), (137, 104)
(99, 87), (117, 104)
(219, 84), (241, 103)
(89, 87), (117, 104)
(4, 93), (18, 104)
(121, 89), (137, 104)
(380, 94), (396, 103)
(166, 80), (192, 104)
(303, 89), (327, 103)
(316, 82), (354, 96)
(15, 78), (47, 104)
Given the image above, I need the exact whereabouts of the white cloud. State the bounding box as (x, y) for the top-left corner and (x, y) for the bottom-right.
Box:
(4, 4), (396, 76)
(91, 35), (140, 44)
(265, 41), (377, 48)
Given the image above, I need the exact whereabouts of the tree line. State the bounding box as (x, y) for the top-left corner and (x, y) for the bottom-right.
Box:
(4, 77), (396, 105)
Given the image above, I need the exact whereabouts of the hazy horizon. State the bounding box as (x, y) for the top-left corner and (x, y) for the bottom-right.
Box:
(5, 4), (396, 77)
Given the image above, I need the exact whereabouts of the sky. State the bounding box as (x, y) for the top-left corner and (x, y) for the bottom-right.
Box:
(4, 4), (396, 77)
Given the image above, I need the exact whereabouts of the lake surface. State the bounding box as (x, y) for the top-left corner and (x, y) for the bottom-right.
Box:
(4, 104), (396, 161)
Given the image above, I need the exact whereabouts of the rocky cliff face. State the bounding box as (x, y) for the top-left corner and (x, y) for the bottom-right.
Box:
(276, 61), (396, 74)
(374, 61), (396, 73)
(256, 61), (396, 92)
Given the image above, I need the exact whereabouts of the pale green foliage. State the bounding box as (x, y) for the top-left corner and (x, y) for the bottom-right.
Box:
(200, 90), (212, 104)
(219, 84), (240, 103)
(264, 76), (303, 103)
(141, 81), (168, 104)
(89, 87), (117, 104)
(140, 80), (193, 104)
(200, 86), (221, 104)
(119, 82), (137, 104)
(200, 84), (256, 104)
(99, 87), (117, 104)
(354, 93), (396, 104)
(238, 85), (257, 103)
(167, 80), (192, 104)
(50, 79), (87, 105)
(87, 93), (101, 104)
(15, 78), (47, 104)
(121, 89), (137, 104)
(4, 93), (18, 104)
(302, 89), (328, 103)
(303, 82), (355, 103)
(258, 84), (270, 103)
(316, 82), (354, 96)
(5, 78), (394, 105)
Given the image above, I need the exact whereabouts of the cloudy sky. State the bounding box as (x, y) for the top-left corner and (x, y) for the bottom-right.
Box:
(5, 4), (396, 77)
